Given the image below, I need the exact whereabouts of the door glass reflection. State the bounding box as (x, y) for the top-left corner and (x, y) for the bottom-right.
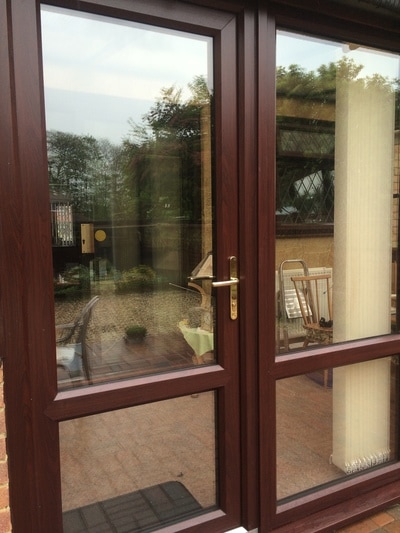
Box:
(41, 6), (215, 390)
(60, 393), (217, 531)
(274, 30), (400, 502)
(275, 31), (400, 355)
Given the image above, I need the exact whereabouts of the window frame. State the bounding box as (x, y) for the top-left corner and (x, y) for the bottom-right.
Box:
(259, 2), (400, 531)
(1, 1), (247, 532)
(2, 1), (400, 532)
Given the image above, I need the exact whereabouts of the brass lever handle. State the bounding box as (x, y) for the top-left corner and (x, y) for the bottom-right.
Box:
(211, 256), (238, 320)
(211, 278), (239, 287)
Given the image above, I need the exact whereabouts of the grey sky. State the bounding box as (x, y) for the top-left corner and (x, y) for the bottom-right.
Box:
(277, 30), (399, 80)
(40, 7), (398, 145)
(41, 6), (212, 144)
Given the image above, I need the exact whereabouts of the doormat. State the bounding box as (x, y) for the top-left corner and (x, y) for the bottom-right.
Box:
(63, 481), (204, 532)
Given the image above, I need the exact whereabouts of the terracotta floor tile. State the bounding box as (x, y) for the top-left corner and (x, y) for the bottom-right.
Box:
(382, 522), (400, 532)
(386, 505), (400, 520)
(370, 512), (395, 528)
(337, 517), (384, 532)
(335, 509), (400, 533)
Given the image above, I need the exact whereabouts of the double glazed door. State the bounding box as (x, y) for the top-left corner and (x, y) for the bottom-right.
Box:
(2, 1), (400, 532)
(3, 1), (244, 532)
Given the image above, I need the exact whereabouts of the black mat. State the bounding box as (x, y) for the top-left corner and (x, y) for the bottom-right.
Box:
(63, 481), (203, 533)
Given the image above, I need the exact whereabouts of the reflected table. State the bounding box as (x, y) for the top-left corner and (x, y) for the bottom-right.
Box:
(178, 321), (214, 364)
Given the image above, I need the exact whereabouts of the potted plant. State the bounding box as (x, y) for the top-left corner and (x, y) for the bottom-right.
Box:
(124, 325), (147, 344)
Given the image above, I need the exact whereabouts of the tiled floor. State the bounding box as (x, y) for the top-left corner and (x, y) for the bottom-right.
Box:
(60, 359), (400, 532)
(276, 373), (343, 499)
(59, 391), (217, 514)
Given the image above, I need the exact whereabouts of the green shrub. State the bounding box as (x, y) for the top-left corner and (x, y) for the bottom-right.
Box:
(115, 265), (156, 293)
(54, 265), (90, 299)
(125, 325), (147, 339)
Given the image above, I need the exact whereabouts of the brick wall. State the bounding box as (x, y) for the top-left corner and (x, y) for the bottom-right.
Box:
(0, 369), (10, 533)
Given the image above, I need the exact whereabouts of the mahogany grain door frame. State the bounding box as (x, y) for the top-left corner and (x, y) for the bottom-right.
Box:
(258, 3), (400, 532)
(0, 1), (259, 532)
(5, 0), (400, 532)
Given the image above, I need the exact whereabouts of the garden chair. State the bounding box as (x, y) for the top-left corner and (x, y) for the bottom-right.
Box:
(290, 274), (333, 387)
(56, 295), (99, 383)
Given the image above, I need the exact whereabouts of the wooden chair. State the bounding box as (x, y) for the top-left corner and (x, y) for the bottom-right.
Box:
(290, 274), (333, 387)
(56, 295), (99, 383)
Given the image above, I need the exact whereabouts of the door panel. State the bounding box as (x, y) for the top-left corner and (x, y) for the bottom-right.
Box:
(6, 1), (400, 532)
(267, 21), (400, 530)
(39, 2), (240, 530)
(1, 1), (240, 531)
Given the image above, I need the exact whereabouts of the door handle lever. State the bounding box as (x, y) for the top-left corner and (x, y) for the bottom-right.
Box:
(211, 278), (239, 288)
(211, 256), (238, 320)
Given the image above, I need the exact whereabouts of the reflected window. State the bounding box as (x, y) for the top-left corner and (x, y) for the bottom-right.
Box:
(276, 117), (335, 228)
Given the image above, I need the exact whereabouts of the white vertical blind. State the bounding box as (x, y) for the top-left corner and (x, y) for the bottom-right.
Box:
(332, 72), (395, 473)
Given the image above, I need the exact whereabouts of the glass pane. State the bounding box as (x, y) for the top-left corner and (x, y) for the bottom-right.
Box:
(275, 31), (400, 355)
(60, 392), (217, 531)
(277, 357), (399, 500)
(41, 6), (215, 390)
